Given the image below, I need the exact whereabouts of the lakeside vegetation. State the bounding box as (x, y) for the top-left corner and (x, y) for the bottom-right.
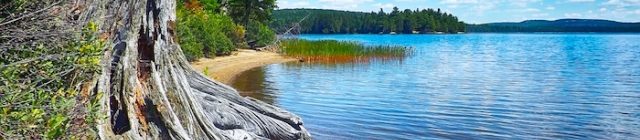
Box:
(281, 39), (413, 63)
(177, 0), (277, 62)
(270, 8), (466, 34)
(1, 1), (104, 138)
(467, 19), (640, 32)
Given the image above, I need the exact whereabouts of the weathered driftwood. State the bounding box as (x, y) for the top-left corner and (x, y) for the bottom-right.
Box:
(81, 0), (311, 139)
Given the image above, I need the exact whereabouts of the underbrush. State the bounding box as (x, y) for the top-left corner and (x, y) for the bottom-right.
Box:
(1, 18), (104, 139)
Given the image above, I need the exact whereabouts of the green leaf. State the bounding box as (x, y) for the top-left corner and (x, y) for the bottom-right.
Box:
(51, 96), (56, 104)
(46, 116), (68, 138)
(21, 115), (30, 121)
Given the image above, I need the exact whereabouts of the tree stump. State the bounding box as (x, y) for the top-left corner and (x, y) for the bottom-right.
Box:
(81, 0), (311, 139)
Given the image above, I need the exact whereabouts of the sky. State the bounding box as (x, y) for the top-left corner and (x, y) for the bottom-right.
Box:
(276, 0), (640, 24)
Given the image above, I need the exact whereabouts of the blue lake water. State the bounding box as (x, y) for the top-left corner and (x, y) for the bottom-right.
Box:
(232, 34), (640, 139)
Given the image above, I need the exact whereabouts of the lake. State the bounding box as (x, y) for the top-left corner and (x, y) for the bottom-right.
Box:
(232, 34), (640, 139)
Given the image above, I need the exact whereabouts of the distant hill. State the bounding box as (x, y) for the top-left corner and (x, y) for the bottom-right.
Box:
(467, 19), (640, 32)
(270, 8), (466, 34)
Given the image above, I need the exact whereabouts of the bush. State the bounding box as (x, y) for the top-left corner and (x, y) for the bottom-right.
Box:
(176, 2), (244, 61)
(213, 14), (245, 47)
(175, 11), (203, 61)
(256, 22), (276, 47)
(1, 19), (104, 139)
(247, 20), (276, 47)
(181, 41), (204, 62)
(211, 31), (235, 56)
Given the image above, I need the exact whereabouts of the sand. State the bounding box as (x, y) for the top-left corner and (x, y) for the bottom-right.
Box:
(190, 49), (297, 85)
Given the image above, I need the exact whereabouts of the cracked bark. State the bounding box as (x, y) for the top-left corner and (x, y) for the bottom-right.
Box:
(80, 0), (311, 139)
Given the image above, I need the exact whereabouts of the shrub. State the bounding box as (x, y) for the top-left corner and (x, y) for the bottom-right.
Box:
(214, 14), (245, 47)
(1, 20), (104, 139)
(181, 41), (204, 61)
(212, 31), (235, 56)
(256, 22), (276, 47)
(175, 10), (203, 61)
(247, 20), (276, 47)
(176, 3), (243, 61)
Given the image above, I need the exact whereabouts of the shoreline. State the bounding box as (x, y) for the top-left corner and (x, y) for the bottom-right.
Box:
(190, 49), (297, 85)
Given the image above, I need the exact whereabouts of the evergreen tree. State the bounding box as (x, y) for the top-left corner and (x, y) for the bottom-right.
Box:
(269, 8), (467, 34)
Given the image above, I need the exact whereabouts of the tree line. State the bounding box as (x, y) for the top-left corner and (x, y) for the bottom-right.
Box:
(467, 24), (640, 33)
(467, 19), (640, 32)
(270, 7), (466, 34)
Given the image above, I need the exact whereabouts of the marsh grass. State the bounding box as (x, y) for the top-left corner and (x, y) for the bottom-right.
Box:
(280, 39), (413, 63)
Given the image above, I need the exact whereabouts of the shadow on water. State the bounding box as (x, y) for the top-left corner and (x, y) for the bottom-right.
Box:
(231, 67), (275, 105)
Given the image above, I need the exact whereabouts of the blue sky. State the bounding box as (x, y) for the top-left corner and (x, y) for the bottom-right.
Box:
(276, 0), (640, 24)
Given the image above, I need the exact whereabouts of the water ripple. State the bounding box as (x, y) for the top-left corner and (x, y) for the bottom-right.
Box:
(234, 34), (640, 140)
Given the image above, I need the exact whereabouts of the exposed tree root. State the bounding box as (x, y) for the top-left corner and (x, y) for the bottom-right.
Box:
(78, 0), (311, 139)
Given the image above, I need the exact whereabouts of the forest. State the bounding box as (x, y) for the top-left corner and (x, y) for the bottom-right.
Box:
(467, 19), (640, 32)
(269, 8), (466, 34)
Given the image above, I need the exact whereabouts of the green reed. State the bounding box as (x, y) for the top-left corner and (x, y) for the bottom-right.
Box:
(280, 39), (412, 62)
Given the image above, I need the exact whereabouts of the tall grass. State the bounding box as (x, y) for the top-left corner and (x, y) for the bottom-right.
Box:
(280, 39), (413, 63)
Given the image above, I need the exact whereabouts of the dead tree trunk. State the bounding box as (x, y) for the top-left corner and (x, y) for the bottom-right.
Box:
(81, 0), (311, 139)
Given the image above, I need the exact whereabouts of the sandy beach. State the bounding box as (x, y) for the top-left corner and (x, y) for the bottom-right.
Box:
(190, 49), (297, 85)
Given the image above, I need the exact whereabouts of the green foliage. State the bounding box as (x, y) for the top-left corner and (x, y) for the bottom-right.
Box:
(176, 11), (203, 61)
(217, 14), (247, 47)
(177, 1), (244, 61)
(0, 21), (104, 139)
(270, 8), (466, 34)
(0, 0), (36, 20)
(258, 23), (276, 46)
(228, 0), (277, 48)
(228, 0), (277, 26)
(204, 31), (235, 56)
(247, 21), (276, 47)
(203, 66), (210, 76)
(181, 41), (204, 62)
(199, 0), (220, 12)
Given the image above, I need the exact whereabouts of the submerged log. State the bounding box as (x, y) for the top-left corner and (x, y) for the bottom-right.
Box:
(79, 0), (311, 139)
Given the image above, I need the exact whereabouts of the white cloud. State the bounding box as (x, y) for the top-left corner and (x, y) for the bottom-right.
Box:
(546, 6), (555, 10)
(602, 0), (640, 8)
(567, 0), (595, 2)
(440, 0), (479, 4)
(564, 13), (583, 18)
(582, 8), (640, 22)
(396, 0), (427, 2)
(317, 0), (374, 11)
(471, 1), (501, 12)
(277, 0), (313, 9)
(440, 0), (483, 10)
(509, 0), (542, 7)
(516, 8), (540, 12)
(372, 3), (395, 9)
(532, 13), (549, 17)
